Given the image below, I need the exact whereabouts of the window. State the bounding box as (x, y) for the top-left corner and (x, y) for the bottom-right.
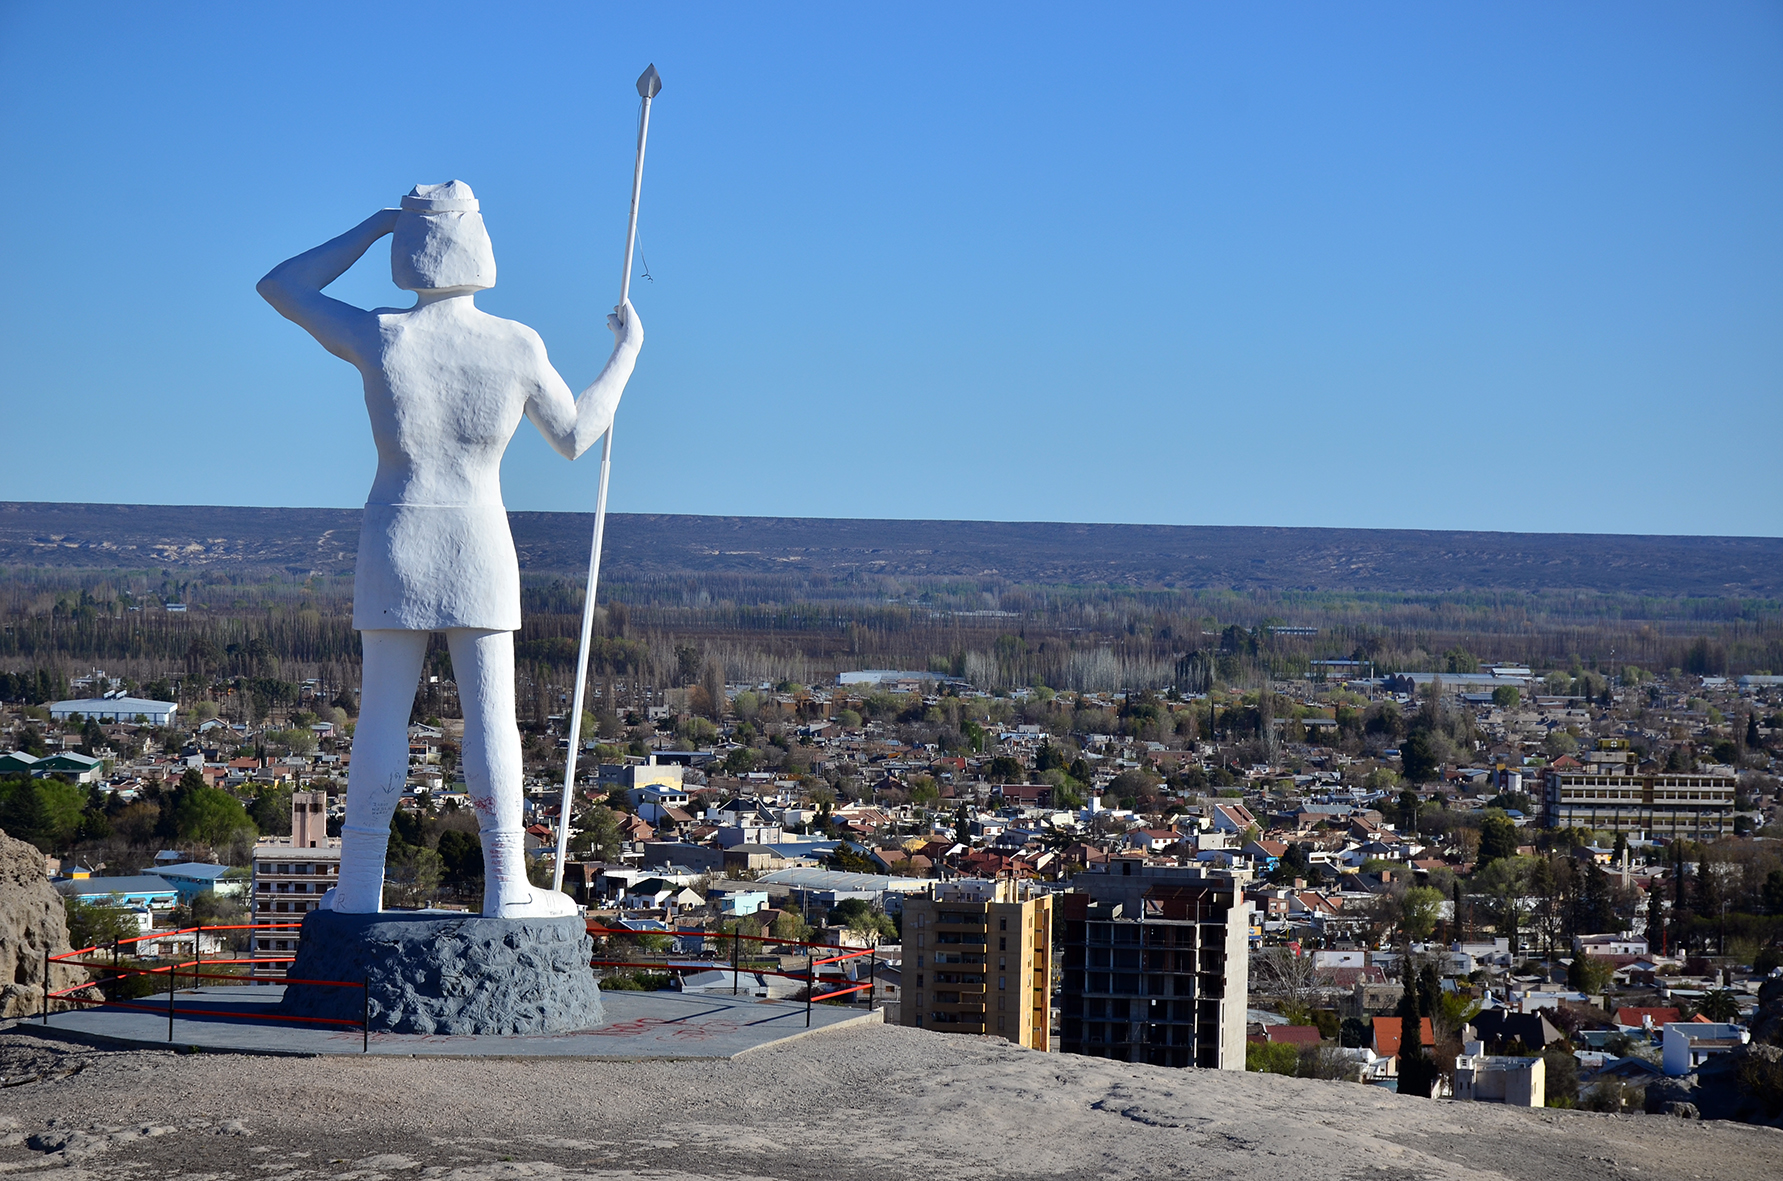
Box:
(999, 937), (1006, 950)
(999, 917), (1008, 931)
(999, 976), (1006, 990)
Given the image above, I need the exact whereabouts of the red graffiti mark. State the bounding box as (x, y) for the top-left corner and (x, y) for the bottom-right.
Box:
(585, 1016), (672, 1037)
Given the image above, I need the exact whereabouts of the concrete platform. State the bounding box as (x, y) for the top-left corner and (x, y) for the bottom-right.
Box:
(16, 985), (880, 1059)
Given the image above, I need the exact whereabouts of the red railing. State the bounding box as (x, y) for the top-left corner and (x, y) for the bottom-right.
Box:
(43, 922), (371, 1050)
(37, 918), (889, 1043)
(586, 924), (885, 1026)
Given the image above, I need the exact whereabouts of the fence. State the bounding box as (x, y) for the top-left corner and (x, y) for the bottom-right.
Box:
(587, 924), (880, 1027)
(39, 919), (884, 1045)
(43, 922), (371, 1050)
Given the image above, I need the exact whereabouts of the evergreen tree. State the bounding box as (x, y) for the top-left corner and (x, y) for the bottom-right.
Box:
(1396, 975), (1435, 1098)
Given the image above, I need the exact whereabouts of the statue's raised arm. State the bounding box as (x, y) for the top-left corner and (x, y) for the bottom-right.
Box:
(256, 208), (400, 366)
(523, 299), (643, 461)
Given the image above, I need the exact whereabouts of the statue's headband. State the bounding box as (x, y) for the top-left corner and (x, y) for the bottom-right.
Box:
(401, 180), (479, 213)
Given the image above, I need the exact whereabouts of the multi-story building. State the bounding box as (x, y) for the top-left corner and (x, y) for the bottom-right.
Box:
(1058, 864), (1250, 1070)
(1542, 765), (1734, 839)
(900, 878), (1052, 1049)
(249, 790), (340, 974)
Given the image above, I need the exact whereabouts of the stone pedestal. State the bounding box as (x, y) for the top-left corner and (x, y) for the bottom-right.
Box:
(277, 910), (603, 1035)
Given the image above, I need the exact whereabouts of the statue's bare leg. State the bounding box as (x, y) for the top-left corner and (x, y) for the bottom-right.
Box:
(446, 627), (577, 917)
(331, 628), (430, 912)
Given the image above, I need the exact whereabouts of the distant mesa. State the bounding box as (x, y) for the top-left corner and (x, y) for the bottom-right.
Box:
(0, 501), (1778, 597)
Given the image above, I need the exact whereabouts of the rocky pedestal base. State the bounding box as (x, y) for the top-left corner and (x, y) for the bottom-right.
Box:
(277, 910), (603, 1035)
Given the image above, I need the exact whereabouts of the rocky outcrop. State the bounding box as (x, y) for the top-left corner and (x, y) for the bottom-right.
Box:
(1746, 973), (1783, 1047)
(0, 827), (91, 1018)
(277, 909), (603, 1035)
(1644, 1042), (1783, 1128)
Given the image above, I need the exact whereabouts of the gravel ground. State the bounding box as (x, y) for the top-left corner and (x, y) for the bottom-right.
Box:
(2, 1022), (1779, 1181)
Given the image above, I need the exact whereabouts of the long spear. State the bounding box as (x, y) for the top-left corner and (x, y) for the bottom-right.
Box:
(554, 63), (662, 893)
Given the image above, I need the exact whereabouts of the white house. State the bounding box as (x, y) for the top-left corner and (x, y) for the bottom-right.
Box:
(1662, 1022), (1749, 1076)
(1453, 1041), (1545, 1106)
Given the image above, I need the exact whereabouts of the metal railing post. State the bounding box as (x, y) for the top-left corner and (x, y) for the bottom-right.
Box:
(363, 978), (370, 1053)
(41, 947), (49, 1023)
(732, 927), (740, 996)
(194, 924), (202, 993)
(167, 965), (175, 1042)
(806, 951), (814, 1028)
(868, 949), (876, 1009)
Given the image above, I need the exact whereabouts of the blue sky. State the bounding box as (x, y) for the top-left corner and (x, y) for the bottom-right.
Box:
(2, 3), (1778, 536)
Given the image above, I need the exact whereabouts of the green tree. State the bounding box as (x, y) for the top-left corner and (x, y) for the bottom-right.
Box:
(248, 785), (294, 836)
(1478, 813), (1519, 867)
(569, 805), (624, 861)
(170, 783), (254, 847)
(1567, 954), (1612, 994)
(1698, 990), (1740, 1023)
(770, 909), (810, 944)
(64, 897), (140, 951)
(1396, 982), (1437, 1098)
(1246, 1041), (1299, 1075)
(1399, 887), (1444, 942)
(437, 828), (484, 889)
(1400, 730), (1440, 784)
(0, 776), (88, 852)
(1543, 730), (1579, 759)
(1491, 685), (1520, 709)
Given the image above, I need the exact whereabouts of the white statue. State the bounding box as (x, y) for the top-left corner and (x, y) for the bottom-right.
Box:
(257, 180), (641, 917)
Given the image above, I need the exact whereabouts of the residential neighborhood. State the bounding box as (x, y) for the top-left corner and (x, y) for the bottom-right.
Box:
(7, 655), (1781, 1121)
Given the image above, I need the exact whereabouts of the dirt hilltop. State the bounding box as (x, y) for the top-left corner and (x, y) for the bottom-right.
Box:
(2, 1022), (1777, 1181)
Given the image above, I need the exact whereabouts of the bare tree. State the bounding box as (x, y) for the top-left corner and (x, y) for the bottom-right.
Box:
(1250, 946), (1328, 1017)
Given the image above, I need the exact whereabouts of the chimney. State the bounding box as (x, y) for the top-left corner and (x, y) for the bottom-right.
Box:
(292, 789), (327, 848)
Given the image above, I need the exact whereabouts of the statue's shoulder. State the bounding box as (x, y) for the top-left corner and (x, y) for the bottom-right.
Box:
(474, 311), (551, 361)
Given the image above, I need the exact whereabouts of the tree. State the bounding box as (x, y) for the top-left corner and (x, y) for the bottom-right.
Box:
(1698, 990), (1739, 1023)
(1567, 954), (1612, 994)
(1491, 685), (1520, 709)
(1396, 982), (1437, 1098)
(169, 783), (255, 848)
(1246, 1041), (1299, 1075)
(249, 785), (294, 836)
(569, 805), (624, 862)
(1396, 788), (1420, 831)
(1251, 947), (1324, 1019)
(1478, 814), (1519, 867)
(1400, 730), (1439, 784)
(770, 909), (810, 944)
(437, 828), (485, 889)
(1764, 870), (1783, 917)
(0, 776), (88, 852)
(1399, 887), (1444, 942)
(1543, 730), (1579, 759)
(64, 897), (140, 951)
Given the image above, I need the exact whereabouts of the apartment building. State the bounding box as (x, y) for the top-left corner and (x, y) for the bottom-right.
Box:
(249, 790), (340, 974)
(900, 878), (1052, 1049)
(1542, 767), (1734, 838)
(1058, 864), (1250, 1070)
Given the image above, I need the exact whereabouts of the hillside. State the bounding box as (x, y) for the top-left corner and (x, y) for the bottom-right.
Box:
(1, 502), (1780, 597)
(1, 1021), (1778, 1180)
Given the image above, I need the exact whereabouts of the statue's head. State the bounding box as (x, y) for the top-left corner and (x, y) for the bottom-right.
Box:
(392, 180), (496, 292)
